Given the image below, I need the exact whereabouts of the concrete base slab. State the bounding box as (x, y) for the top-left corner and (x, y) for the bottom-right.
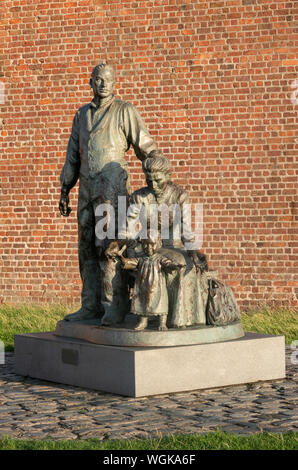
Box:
(14, 332), (285, 397)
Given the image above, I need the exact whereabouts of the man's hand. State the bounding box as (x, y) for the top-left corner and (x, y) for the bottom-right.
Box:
(187, 250), (208, 274)
(59, 191), (72, 217)
(105, 240), (121, 260)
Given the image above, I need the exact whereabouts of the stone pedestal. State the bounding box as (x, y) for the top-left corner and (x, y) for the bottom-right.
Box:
(14, 331), (285, 397)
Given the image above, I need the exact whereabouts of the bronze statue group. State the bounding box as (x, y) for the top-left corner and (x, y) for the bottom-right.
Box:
(59, 63), (240, 330)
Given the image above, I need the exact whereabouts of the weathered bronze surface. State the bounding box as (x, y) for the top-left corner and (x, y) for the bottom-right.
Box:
(111, 154), (240, 329)
(55, 319), (245, 347)
(121, 230), (186, 331)
(58, 65), (241, 334)
(59, 64), (156, 323)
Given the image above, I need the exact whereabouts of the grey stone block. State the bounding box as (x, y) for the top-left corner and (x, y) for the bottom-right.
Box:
(14, 332), (286, 398)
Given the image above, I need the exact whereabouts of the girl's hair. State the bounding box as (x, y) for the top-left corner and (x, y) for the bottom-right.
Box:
(142, 150), (172, 175)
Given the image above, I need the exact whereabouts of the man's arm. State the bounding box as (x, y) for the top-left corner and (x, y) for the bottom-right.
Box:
(59, 111), (81, 216)
(121, 103), (157, 161)
(120, 257), (139, 270)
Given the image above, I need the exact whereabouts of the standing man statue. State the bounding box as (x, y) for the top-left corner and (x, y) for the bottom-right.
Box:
(59, 63), (157, 323)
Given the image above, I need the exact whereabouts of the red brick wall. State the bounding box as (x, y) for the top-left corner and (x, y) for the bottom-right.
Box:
(0, 0), (297, 310)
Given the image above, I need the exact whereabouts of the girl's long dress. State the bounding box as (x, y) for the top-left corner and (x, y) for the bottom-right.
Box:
(130, 254), (168, 316)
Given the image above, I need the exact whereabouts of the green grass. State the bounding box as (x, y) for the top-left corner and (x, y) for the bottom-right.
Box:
(0, 304), (74, 351)
(0, 305), (297, 450)
(241, 308), (298, 345)
(0, 304), (297, 351)
(0, 431), (297, 450)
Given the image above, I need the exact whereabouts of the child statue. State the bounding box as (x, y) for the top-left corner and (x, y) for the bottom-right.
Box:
(120, 230), (186, 331)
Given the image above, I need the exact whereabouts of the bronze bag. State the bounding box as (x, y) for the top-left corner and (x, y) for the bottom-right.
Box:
(206, 279), (240, 326)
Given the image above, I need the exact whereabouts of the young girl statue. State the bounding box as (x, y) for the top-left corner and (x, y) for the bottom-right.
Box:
(120, 230), (186, 331)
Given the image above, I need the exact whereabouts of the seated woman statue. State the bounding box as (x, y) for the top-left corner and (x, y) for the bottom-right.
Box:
(107, 150), (210, 328)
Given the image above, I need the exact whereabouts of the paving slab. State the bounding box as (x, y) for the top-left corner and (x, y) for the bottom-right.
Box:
(0, 346), (296, 440)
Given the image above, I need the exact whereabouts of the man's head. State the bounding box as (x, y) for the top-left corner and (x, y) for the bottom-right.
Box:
(142, 151), (171, 197)
(141, 229), (162, 256)
(90, 63), (115, 99)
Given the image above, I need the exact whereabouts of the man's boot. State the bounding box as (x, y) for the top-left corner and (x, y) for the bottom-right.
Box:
(64, 259), (101, 322)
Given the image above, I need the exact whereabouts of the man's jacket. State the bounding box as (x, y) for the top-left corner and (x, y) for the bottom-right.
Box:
(60, 96), (156, 195)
